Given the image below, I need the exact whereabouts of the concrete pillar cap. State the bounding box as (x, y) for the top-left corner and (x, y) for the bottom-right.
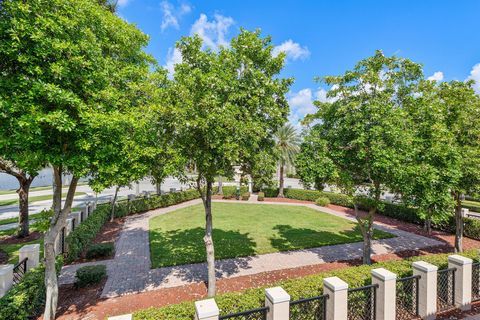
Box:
(19, 243), (40, 253)
(413, 261), (438, 272)
(372, 268), (397, 281)
(195, 299), (219, 318)
(323, 276), (348, 291)
(265, 287), (290, 303)
(0, 264), (14, 275)
(448, 254), (473, 265)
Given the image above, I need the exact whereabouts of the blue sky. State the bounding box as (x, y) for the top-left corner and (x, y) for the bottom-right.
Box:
(116, 0), (480, 126)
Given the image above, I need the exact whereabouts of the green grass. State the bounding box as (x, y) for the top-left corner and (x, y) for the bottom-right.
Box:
(0, 192), (86, 207)
(149, 203), (393, 268)
(0, 181), (89, 195)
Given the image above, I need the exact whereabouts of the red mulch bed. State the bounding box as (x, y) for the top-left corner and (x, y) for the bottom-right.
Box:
(0, 231), (43, 244)
(71, 217), (125, 264)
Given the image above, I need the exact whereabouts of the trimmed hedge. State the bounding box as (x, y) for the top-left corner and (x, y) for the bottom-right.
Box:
(65, 189), (200, 263)
(315, 197), (330, 207)
(75, 265), (107, 288)
(217, 186), (248, 199)
(86, 242), (114, 259)
(0, 257), (63, 320)
(260, 188), (480, 241)
(257, 192), (265, 201)
(134, 251), (478, 320)
(241, 192), (250, 201)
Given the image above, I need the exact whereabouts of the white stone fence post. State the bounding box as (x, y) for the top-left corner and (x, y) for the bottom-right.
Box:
(0, 264), (13, 298)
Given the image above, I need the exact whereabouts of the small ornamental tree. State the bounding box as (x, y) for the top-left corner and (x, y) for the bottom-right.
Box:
(0, 1), (155, 318)
(169, 30), (292, 296)
(308, 51), (421, 264)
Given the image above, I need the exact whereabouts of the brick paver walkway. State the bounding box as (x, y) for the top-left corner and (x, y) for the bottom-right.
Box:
(59, 199), (443, 298)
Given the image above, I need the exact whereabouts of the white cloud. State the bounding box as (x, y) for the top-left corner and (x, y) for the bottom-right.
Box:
(165, 47), (183, 76)
(117, 0), (131, 7)
(467, 63), (480, 93)
(287, 87), (336, 128)
(190, 13), (234, 50)
(160, 1), (192, 32)
(427, 71), (444, 82)
(272, 40), (310, 61)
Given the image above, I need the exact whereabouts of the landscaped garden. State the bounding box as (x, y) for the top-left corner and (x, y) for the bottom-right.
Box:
(149, 202), (393, 267)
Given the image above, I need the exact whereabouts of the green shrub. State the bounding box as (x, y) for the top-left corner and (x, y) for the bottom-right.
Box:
(315, 197), (330, 207)
(257, 192), (265, 201)
(65, 189), (200, 263)
(217, 186), (248, 198)
(241, 192), (250, 201)
(86, 242), (114, 259)
(0, 258), (63, 320)
(75, 265), (107, 288)
(134, 251), (478, 319)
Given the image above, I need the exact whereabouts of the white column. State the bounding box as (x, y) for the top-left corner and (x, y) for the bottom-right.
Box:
(265, 287), (290, 320)
(19, 244), (40, 271)
(84, 202), (90, 218)
(195, 299), (219, 320)
(372, 268), (396, 320)
(248, 176), (253, 193)
(323, 276), (348, 320)
(413, 261), (438, 320)
(0, 264), (14, 298)
(73, 211), (82, 226)
(448, 254), (473, 310)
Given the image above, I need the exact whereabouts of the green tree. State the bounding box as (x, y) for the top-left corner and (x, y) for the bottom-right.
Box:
(275, 124), (300, 197)
(437, 81), (480, 252)
(399, 80), (460, 234)
(169, 30), (292, 296)
(0, 0), (155, 318)
(309, 51), (422, 264)
(295, 127), (337, 190)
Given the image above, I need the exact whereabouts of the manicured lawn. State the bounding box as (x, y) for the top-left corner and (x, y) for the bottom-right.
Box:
(149, 203), (393, 268)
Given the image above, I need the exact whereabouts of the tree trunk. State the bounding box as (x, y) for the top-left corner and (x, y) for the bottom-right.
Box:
(354, 203), (373, 265)
(197, 178), (216, 297)
(278, 164), (285, 197)
(110, 186), (120, 222)
(43, 167), (78, 320)
(424, 208), (432, 235)
(454, 194), (463, 253)
(156, 182), (161, 195)
(218, 177), (223, 195)
(16, 177), (33, 238)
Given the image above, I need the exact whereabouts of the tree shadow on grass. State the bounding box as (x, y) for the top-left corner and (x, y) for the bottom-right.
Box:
(269, 224), (392, 252)
(150, 227), (257, 268)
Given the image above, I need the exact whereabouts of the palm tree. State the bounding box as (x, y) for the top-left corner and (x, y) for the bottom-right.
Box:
(275, 124), (300, 197)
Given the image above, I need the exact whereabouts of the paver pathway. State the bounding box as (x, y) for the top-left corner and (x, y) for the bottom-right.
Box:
(59, 199), (443, 298)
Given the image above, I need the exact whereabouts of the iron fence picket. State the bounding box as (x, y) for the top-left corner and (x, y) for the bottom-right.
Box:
(472, 262), (480, 301)
(219, 306), (269, 320)
(396, 275), (420, 320)
(437, 267), (456, 312)
(12, 257), (28, 285)
(347, 284), (378, 320)
(289, 294), (329, 320)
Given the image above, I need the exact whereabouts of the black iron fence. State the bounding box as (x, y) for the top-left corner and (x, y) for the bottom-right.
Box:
(437, 267), (456, 311)
(60, 226), (66, 254)
(219, 306), (269, 320)
(396, 275), (420, 320)
(289, 294), (329, 320)
(473, 262), (480, 301)
(347, 284), (378, 320)
(12, 257), (28, 285)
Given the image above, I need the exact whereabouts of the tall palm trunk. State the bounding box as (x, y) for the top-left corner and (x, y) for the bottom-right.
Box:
(278, 164), (285, 197)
